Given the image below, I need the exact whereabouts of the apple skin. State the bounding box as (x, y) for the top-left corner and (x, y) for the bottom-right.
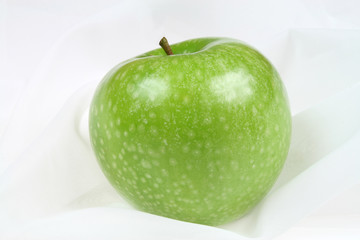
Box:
(89, 38), (291, 226)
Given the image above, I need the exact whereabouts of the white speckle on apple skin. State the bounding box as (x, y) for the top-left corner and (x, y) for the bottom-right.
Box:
(115, 130), (121, 138)
(141, 159), (152, 169)
(275, 124), (280, 132)
(161, 169), (169, 176)
(149, 112), (156, 118)
(169, 158), (177, 166)
(106, 130), (112, 140)
(182, 145), (190, 153)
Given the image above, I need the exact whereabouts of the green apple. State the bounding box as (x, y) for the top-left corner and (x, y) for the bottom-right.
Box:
(89, 37), (291, 226)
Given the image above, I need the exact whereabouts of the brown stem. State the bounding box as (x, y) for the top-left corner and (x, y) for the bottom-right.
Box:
(159, 37), (173, 55)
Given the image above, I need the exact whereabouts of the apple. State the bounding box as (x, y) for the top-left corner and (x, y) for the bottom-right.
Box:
(89, 37), (291, 226)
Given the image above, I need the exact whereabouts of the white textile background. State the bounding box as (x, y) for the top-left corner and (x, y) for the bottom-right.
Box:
(1, 0), (360, 239)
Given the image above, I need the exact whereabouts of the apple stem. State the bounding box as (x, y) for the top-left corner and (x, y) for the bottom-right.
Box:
(159, 37), (174, 55)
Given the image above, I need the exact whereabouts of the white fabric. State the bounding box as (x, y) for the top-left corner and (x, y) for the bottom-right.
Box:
(1, 0), (360, 239)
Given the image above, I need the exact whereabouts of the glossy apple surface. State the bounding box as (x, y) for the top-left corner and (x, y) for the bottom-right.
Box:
(89, 38), (292, 226)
